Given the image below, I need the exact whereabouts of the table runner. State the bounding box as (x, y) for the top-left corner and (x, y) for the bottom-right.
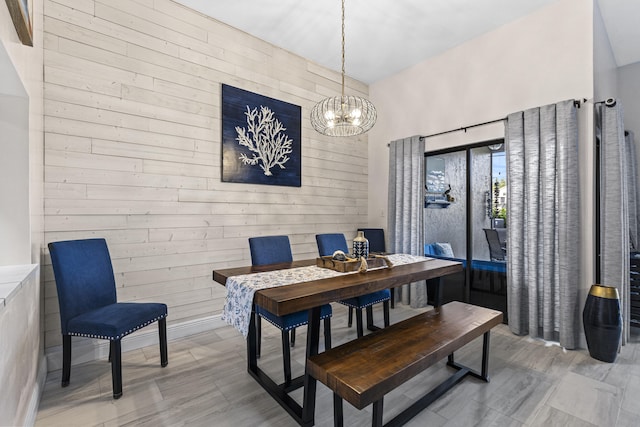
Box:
(222, 254), (432, 337)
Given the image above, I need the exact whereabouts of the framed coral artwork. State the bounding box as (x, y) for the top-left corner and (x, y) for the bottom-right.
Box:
(221, 84), (301, 187)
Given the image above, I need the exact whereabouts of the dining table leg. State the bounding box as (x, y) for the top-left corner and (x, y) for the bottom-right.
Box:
(301, 305), (321, 426)
(247, 306), (258, 372)
(426, 277), (443, 307)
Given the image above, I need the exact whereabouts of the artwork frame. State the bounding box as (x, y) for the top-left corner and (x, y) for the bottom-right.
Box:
(5, 0), (33, 46)
(221, 84), (302, 187)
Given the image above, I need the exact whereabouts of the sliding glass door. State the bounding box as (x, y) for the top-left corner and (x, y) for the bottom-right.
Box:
(425, 141), (508, 320)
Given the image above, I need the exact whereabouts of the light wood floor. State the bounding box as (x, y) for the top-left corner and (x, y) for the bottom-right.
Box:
(35, 303), (640, 427)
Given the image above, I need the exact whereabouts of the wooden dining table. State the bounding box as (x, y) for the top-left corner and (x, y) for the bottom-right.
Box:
(212, 256), (462, 426)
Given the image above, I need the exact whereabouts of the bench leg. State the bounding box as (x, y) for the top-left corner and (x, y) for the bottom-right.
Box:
(372, 399), (383, 427)
(333, 394), (343, 427)
(446, 331), (492, 383)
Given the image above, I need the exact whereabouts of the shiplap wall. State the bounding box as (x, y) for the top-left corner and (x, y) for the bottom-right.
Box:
(42, 0), (370, 350)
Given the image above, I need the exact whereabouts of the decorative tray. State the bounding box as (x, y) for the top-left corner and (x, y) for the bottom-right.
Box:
(316, 256), (387, 273)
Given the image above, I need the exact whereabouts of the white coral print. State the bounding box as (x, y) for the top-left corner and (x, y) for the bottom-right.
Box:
(235, 105), (293, 176)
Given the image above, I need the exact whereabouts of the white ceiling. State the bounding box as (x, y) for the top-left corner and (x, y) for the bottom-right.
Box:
(174, 0), (640, 84)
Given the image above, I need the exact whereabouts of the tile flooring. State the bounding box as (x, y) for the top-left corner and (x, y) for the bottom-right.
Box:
(35, 303), (640, 426)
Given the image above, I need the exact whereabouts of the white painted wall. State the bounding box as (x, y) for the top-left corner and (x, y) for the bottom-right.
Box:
(593, 0), (618, 104)
(0, 64), (30, 265)
(369, 0), (593, 225)
(0, 0), (45, 423)
(618, 63), (640, 248)
(618, 62), (640, 139)
(368, 0), (596, 327)
(0, 0), (45, 268)
(42, 0), (371, 352)
(618, 61), (640, 193)
(0, 265), (41, 426)
(618, 62), (640, 191)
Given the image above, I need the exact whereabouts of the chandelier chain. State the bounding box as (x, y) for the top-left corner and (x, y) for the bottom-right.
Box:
(341, 0), (345, 98)
(309, 0), (376, 137)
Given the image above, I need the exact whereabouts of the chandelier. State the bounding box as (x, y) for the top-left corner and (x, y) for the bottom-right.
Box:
(310, 0), (377, 137)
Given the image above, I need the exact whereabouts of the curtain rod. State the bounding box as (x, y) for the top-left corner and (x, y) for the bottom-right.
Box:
(418, 98), (585, 141)
(419, 117), (506, 141)
(594, 97), (616, 107)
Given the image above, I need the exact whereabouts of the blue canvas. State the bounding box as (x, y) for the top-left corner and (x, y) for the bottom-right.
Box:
(222, 84), (302, 187)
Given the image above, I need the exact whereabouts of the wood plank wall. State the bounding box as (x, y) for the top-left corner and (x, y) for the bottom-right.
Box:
(42, 0), (370, 350)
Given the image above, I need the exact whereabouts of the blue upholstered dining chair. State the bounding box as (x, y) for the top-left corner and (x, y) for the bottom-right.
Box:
(315, 233), (390, 338)
(48, 238), (168, 399)
(248, 235), (332, 385)
(357, 228), (386, 254)
(357, 228), (395, 308)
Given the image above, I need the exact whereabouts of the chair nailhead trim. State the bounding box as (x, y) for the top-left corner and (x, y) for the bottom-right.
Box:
(339, 297), (388, 309)
(259, 313), (331, 332)
(69, 313), (167, 341)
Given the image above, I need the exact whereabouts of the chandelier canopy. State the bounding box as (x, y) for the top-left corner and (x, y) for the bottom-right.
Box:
(310, 0), (377, 137)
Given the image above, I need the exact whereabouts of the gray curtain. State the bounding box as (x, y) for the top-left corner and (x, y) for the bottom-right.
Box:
(597, 103), (631, 344)
(625, 131), (639, 252)
(388, 136), (427, 307)
(506, 100), (580, 349)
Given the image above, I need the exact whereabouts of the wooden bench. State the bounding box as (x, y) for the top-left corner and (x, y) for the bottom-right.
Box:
(307, 301), (503, 426)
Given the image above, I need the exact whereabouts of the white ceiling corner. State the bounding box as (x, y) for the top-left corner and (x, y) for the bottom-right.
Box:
(174, 0), (640, 83)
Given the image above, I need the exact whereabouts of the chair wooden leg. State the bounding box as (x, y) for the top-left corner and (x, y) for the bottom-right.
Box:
(383, 300), (390, 327)
(348, 307), (353, 327)
(324, 318), (331, 350)
(282, 330), (292, 385)
(390, 288), (395, 309)
(159, 317), (168, 367)
(355, 309), (364, 338)
(366, 306), (374, 329)
(61, 335), (71, 387)
(111, 339), (123, 399)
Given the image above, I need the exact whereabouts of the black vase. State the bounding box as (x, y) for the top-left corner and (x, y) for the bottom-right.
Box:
(582, 284), (622, 363)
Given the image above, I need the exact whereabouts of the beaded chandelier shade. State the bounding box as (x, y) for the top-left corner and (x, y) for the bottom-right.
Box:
(310, 0), (377, 137)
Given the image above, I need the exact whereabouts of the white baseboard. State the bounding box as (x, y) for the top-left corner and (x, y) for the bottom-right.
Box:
(23, 354), (47, 427)
(45, 314), (227, 371)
